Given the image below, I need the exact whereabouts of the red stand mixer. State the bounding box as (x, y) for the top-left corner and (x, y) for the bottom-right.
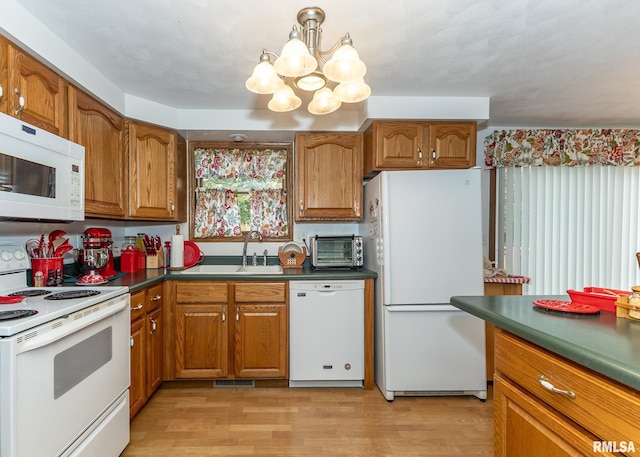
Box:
(73, 228), (118, 283)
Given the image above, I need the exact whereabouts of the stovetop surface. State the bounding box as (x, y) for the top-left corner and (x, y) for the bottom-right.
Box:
(0, 284), (129, 337)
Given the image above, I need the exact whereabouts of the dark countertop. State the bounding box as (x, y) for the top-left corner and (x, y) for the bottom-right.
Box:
(451, 294), (640, 391)
(105, 264), (376, 293)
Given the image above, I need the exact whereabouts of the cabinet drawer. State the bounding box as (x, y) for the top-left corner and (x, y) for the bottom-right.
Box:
(495, 330), (640, 446)
(130, 290), (146, 321)
(176, 282), (228, 303)
(146, 283), (164, 311)
(234, 282), (286, 303)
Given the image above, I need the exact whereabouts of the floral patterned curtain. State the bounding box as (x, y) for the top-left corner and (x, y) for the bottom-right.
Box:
(193, 147), (288, 238)
(249, 189), (288, 237)
(194, 189), (242, 238)
(485, 129), (640, 168)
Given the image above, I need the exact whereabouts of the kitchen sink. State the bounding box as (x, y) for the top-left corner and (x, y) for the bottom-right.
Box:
(179, 264), (283, 275)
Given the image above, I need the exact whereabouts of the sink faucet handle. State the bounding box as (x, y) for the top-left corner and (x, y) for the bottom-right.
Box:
(263, 249), (268, 266)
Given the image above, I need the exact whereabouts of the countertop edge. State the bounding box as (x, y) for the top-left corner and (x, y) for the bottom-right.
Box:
(110, 268), (377, 293)
(451, 295), (640, 392)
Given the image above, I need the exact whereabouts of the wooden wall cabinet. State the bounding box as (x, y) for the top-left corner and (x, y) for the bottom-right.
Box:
(295, 133), (363, 221)
(494, 330), (640, 456)
(68, 86), (127, 218)
(363, 121), (476, 176)
(129, 282), (165, 419)
(171, 281), (288, 380)
(127, 120), (184, 221)
(0, 37), (67, 137)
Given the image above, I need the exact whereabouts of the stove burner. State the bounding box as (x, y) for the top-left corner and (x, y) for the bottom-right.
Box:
(44, 290), (101, 300)
(9, 289), (51, 297)
(0, 309), (38, 320)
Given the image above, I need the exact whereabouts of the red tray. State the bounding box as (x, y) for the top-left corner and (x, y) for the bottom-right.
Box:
(533, 299), (600, 314)
(566, 287), (631, 313)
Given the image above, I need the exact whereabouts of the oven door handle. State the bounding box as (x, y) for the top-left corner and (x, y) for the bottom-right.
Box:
(15, 297), (128, 354)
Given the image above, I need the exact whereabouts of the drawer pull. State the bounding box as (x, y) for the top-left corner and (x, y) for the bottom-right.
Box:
(131, 304), (144, 311)
(538, 375), (576, 399)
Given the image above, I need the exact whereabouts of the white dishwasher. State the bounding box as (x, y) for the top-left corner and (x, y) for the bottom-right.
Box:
(289, 280), (365, 387)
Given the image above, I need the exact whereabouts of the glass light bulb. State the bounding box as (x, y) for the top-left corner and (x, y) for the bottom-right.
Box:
(307, 87), (341, 115)
(333, 78), (371, 103)
(273, 38), (317, 77)
(323, 44), (366, 83)
(268, 84), (302, 112)
(245, 60), (281, 94)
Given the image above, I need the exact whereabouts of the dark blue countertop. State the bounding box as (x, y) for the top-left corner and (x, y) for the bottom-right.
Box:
(451, 294), (640, 391)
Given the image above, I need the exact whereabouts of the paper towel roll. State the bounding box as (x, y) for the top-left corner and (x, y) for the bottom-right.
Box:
(170, 234), (184, 268)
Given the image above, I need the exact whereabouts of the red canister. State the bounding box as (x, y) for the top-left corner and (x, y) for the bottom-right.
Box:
(120, 246), (140, 272)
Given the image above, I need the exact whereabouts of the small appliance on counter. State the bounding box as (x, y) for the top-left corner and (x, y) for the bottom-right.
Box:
(309, 235), (363, 269)
(73, 227), (118, 284)
(278, 241), (307, 269)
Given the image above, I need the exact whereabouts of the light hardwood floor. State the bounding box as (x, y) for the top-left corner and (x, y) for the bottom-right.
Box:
(122, 383), (493, 456)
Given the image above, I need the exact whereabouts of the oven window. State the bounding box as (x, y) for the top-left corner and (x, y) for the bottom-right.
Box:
(318, 240), (353, 262)
(53, 327), (112, 399)
(0, 151), (56, 198)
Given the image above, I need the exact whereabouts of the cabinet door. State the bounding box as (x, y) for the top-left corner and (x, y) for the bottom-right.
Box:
(175, 304), (228, 378)
(295, 133), (363, 221)
(366, 122), (427, 171)
(127, 120), (177, 220)
(6, 41), (67, 137)
(0, 38), (8, 115)
(146, 306), (164, 395)
(428, 122), (476, 169)
(129, 317), (146, 419)
(234, 304), (288, 378)
(495, 375), (617, 457)
(68, 86), (126, 218)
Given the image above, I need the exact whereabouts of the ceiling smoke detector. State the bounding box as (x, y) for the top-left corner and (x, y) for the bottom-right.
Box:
(229, 133), (248, 142)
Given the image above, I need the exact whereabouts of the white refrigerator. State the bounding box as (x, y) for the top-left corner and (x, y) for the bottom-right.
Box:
(363, 168), (487, 401)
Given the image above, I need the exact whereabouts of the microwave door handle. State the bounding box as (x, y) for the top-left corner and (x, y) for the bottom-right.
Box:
(12, 298), (127, 355)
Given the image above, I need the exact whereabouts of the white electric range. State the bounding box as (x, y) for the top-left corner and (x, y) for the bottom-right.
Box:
(0, 243), (131, 457)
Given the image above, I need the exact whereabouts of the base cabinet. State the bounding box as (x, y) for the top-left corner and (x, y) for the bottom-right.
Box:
(129, 283), (164, 419)
(494, 330), (640, 456)
(171, 281), (288, 380)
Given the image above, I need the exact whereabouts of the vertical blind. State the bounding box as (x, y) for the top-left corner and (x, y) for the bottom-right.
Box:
(497, 166), (640, 294)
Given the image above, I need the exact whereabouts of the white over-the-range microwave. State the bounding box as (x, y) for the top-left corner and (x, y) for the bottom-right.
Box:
(0, 112), (85, 222)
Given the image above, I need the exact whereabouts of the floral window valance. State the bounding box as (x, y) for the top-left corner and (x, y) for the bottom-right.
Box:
(485, 129), (640, 168)
(195, 147), (287, 179)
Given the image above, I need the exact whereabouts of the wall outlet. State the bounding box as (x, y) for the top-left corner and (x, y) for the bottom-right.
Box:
(295, 231), (307, 244)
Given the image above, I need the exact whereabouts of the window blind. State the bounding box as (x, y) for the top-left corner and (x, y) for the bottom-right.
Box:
(496, 166), (640, 294)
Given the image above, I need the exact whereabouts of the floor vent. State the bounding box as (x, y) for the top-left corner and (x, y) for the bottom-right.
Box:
(213, 379), (255, 388)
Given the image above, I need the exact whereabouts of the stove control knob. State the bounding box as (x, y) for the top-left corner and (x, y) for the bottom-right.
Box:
(1, 251), (11, 261)
(14, 250), (26, 260)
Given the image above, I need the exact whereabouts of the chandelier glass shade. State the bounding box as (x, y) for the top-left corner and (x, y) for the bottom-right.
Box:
(245, 7), (371, 115)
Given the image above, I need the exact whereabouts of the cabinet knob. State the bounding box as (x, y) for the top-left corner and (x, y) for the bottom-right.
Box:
(417, 149), (423, 166)
(235, 307), (239, 323)
(299, 200), (304, 214)
(14, 88), (24, 116)
(222, 308), (226, 324)
(0, 84), (3, 101)
(149, 316), (157, 334)
(170, 200), (175, 216)
(431, 148), (436, 160)
(130, 336), (134, 348)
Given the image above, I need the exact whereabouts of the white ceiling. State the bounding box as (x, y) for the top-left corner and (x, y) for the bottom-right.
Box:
(11, 0), (640, 131)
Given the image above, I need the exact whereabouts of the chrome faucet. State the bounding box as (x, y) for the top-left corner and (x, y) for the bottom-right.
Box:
(242, 230), (262, 267)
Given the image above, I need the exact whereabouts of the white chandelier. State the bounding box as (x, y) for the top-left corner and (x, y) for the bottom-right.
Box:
(245, 6), (371, 115)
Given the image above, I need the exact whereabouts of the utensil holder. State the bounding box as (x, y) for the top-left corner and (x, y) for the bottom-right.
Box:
(31, 257), (63, 286)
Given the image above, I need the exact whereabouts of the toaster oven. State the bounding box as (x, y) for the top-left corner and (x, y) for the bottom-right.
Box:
(310, 235), (363, 269)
